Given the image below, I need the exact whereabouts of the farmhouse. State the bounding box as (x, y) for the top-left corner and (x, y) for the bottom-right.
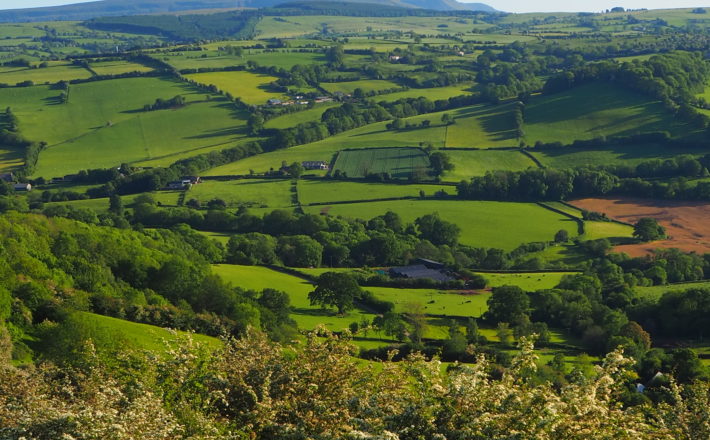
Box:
(13, 183), (31, 191)
(302, 161), (329, 170)
(166, 180), (191, 190)
(181, 176), (202, 184)
(389, 264), (453, 282)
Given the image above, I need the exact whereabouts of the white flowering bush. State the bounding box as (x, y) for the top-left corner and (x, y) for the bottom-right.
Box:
(0, 329), (708, 439)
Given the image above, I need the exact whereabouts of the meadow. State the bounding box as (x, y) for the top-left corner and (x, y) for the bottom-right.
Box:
(186, 179), (293, 209)
(530, 144), (706, 169)
(263, 104), (338, 129)
(298, 180), (451, 205)
(304, 199), (580, 250)
(523, 83), (692, 144)
(89, 60), (153, 75)
(635, 280), (710, 300)
(373, 83), (474, 102)
(0, 64), (92, 85)
(331, 147), (431, 179)
(185, 70), (287, 105)
(442, 149), (537, 182)
(474, 271), (575, 290)
(320, 79), (401, 95)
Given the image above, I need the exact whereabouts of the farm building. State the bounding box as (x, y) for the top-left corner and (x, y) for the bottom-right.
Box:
(181, 176), (202, 184)
(314, 96), (333, 103)
(389, 264), (453, 282)
(302, 161), (329, 170)
(166, 180), (191, 190)
(13, 183), (31, 191)
(267, 99), (283, 106)
(389, 55), (401, 61)
(0, 173), (14, 183)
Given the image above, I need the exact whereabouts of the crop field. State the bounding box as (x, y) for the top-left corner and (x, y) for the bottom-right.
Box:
(444, 102), (518, 148)
(263, 104), (338, 129)
(305, 200), (579, 250)
(0, 64), (92, 85)
(320, 80), (401, 95)
(442, 149), (537, 182)
(89, 60), (153, 75)
(185, 71), (286, 105)
(331, 147), (432, 179)
(635, 280), (710, 300)
(186, 179), (293, 209)
(571, 197), (710, 256)
(523, 83), (692, 144)
(530, 144), (707, 169)
(298, 180), (451, 205)
(212, 264), (377, 331)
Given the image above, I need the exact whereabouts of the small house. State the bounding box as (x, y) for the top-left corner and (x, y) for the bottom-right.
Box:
(267, 99), (283, 106)
(314, 96), (333, 103)
(13, 183), (31, 192)
(0, 172), (14, 183)
(302, 161), (328, 170)
(389, 264), (453, 282)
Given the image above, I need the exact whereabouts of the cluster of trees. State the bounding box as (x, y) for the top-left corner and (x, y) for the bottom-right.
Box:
(142, 95), (185, 111)
(457, 154), (710, 202)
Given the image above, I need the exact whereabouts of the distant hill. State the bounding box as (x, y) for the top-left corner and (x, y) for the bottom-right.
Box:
(0, 0), (496, 22)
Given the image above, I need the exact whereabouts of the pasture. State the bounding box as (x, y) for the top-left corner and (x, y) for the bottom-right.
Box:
(0, 64), (92, 85)
(444, 102), (518, 148)
(571, 197), (710, 256)
(186, 179), (293, 209)
(298, 180), (451, 205)
(475, 271), (575, 291)
(185, 70), (287, 105)
(373, 83), (474, 102)
(263, 103), (338, 130)
(442, 149), (537, 182)
(304, 199), (580, 250)
(320, 79), (401, 95)
(635, 280), (710, 300)
(524, 83), (693, 145)
(89, 60), (153, 75)
(331, 147), (432, 180)
(530, 144), (707, 169)
(367, 287), (490, 318)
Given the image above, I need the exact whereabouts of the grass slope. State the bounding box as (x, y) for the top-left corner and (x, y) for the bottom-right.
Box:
(186, 71), (287, 105)
(331, 147), (431, 179)
(186, 179), (293, 209)
(298, 180), (451, 205)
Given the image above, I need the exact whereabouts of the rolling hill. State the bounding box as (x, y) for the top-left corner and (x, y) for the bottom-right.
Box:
(0, 0), (496, 22)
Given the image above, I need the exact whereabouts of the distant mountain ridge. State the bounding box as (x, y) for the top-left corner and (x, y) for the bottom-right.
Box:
(0, 0), (496, 22)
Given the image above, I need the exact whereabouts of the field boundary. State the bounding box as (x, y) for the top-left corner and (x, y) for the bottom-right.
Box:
(520, 148), (545, 169)
(537, 202), (585, 236)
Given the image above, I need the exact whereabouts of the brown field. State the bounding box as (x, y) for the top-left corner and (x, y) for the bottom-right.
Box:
(571, 197), (710, 257)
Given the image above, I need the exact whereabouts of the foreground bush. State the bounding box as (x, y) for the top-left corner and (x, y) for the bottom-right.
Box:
(1, 329), (709, 439)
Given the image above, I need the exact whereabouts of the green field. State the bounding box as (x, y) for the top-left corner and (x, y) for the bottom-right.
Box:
(320, 79), (401, 95)
(264, 104), (338, 129)
(305, 200), (579, 250)
(530, 144), (708, 169)
(373, 83), (474, 102)
(0, 64), (92, 85)
(89, 60), (153, 75)
(635, 280), (710, 300)
(523, 83), (693, 144)
(331, 147), (432, 179)
(475, 271), (574, 290)
(582, 221), (635, 241)
(186, 179), (293, 208)
(298, 180), (451, 205)
(368, 287), (490, 318)
(443, 149), (537, 181)
(444, 102), (518, 148)
(186, 70), (287, 105)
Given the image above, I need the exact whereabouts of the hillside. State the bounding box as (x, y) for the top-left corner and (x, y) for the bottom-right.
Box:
(0, 0), (496, 22)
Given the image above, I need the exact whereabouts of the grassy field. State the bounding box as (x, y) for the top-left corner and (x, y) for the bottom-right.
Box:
(320, 79), (401, 95)
(185, 70), (287, 105)
(368, 287), (490, 318)
(0, 145), (24, 172)
(298, 180), (451, 205)
(635, 280), (710, 300)
(583, 221), (635, 241)
(0, 64), (92, 85)
(475, 271), (574, 290)
(264, 104), (338, 129)
(523, 83), (693, 144)
(89, 60), (153, 75)
(186, 179), (293, 209)
(43, 191), (182, 212)
(442, 149), (537, 182)
(530, 144), (708, 169)
(373, 83), (474, 102)
(75, 312), (220, 353)
(305, 200), (579, 250)
(444, 102), (518, 148)
(160, 51), (325, 71)
(331, 147), (432, 179)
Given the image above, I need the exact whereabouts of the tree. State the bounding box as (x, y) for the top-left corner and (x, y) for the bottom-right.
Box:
(486, 285), (530, 324)
(403, 302), (427, 346)
(287, 162), (304, 179)
(308, 272), (362, 314)
(554, 229), (569, 243)
(633, 218), (666, 242)
(429, 151), (454, 176)
(496, 322), (513, 346)
(415, 213), (460, 246)
(374, 312), (407, 341)
(441, 113), (455, 125)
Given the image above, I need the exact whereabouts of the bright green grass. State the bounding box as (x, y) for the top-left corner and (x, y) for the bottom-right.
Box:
(89, 60), (153, 75)
(298, 180), (451, 205)
(543, 202), (584, 218)
(212, 264), (378, 331)
(443, 149), (537, 182)
(331, 147), (432, 179)
(444, 102), (518, 148)
(161, 51), (325, 71)
(320, 80), (400, 95)
(43, 191), (182, 212)
(371, 84), (474, 102)
(0, 145), (23, 172)
(368, 287), (490, 318)
(264, 103), (337, 129)
(0, 64), (92, 85)
(186, 71), (287, 105)
(77, 312), (220, 353)
(35, 98), (247, 178)
(523, 83), (692, 144)
(474, 272), (574, 291)
(583, 221), (634, 241)
(635, 280), (710, 301)
(304, 200), (580, 250)
(185, 179), (293, 208)
(530, 144), (708, 169)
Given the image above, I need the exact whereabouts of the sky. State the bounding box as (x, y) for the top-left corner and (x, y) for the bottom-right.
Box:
(0, 0), (708, 12)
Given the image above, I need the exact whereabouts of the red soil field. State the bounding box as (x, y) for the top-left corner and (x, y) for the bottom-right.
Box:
(570, 197), (710, 257)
